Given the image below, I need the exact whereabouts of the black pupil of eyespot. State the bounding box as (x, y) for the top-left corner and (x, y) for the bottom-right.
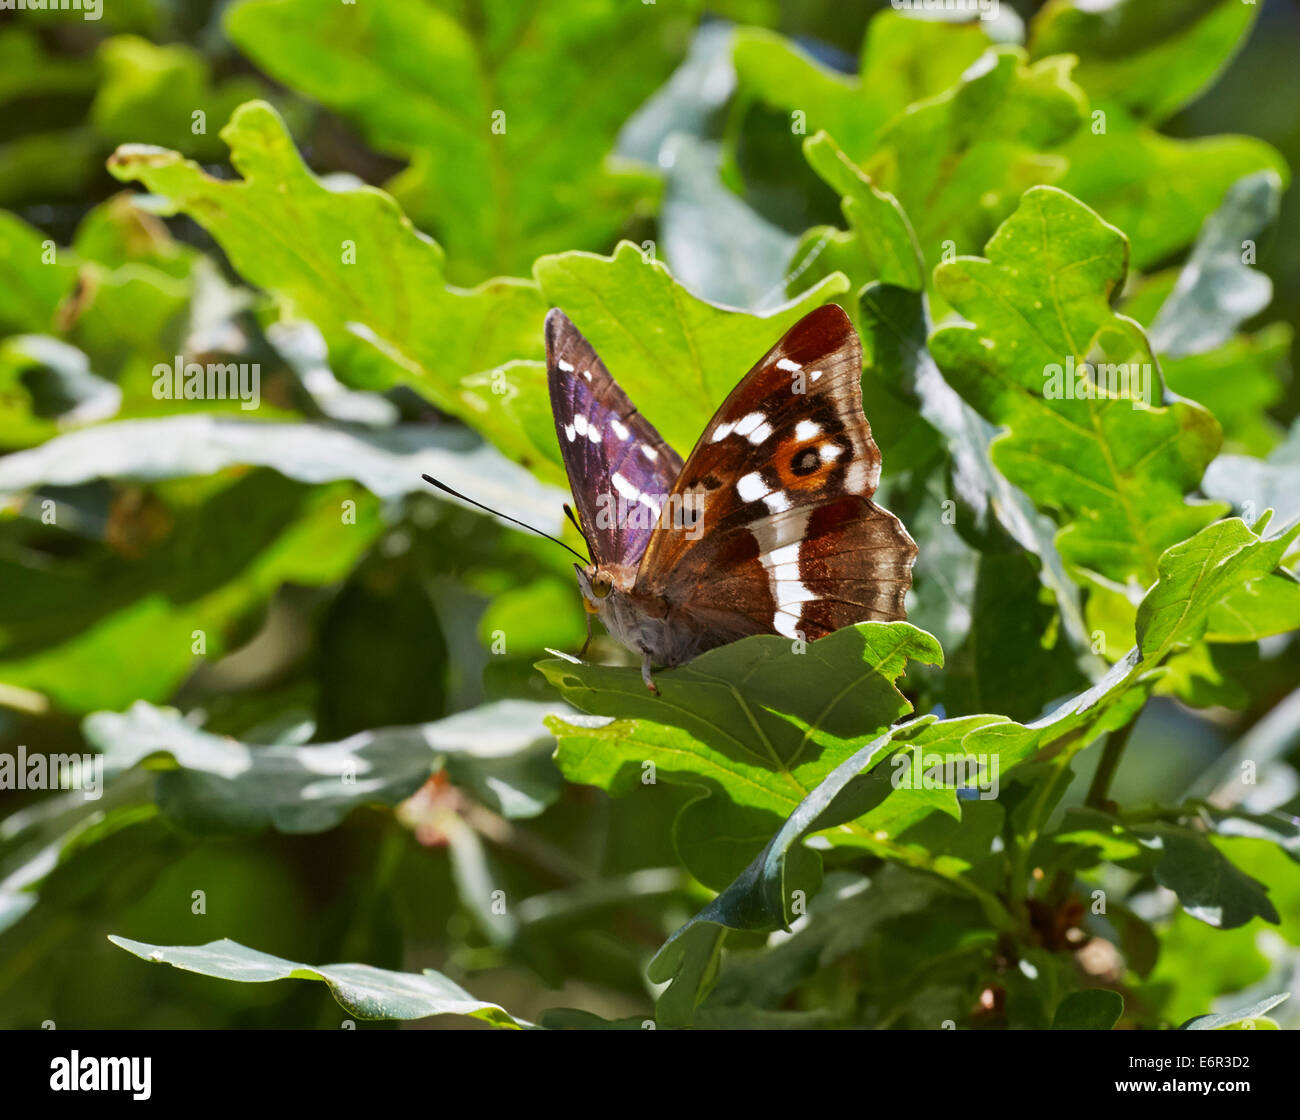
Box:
(793, 449), (820, 475)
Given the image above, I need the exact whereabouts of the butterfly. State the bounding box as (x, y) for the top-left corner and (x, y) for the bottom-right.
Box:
(545, 303), (917, 693)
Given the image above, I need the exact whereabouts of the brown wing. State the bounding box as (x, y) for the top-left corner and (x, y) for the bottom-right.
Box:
(635, 304), (916, 642)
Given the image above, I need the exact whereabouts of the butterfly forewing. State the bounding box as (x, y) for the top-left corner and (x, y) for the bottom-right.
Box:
(545, 309), (683, 570)
(635, 304), (916, 643)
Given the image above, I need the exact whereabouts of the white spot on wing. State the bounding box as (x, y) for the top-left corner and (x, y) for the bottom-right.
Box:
(736, 472), (766, 503)
(769, 543), (800, 580)
(612, 473), (639, 502)
(564, 424), (576, 442)
(820, 443), (843, 462)
(775, 580), (816, 605)
(756, 523), (816, 640)
(558, 360), (574, 372)
(748, 421), (773, 445)
(774, 612), (802, 639)
(613, 472), (661, 515)
(573, 414), (588, 437)
(763, 490), (790, 514)
(642, 445), (659, 461)
(734, 412), (766, 438)
(611, 419), (629, 440)
(710, 422), (735, 443)
(795, 420), (821, 442)
(776, 358), (800, 373)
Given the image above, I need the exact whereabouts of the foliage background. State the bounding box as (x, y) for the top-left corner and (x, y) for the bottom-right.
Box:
(2, 0), (1299, 1029)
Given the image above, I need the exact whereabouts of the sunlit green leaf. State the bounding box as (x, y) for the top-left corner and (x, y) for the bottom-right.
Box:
(863, 48), (1085, 273)
(861, 282), (1088, 651)
(930, 186), (1226, 587)
(541, 623), (941, 887)
(224, 0), (682, 280)
(797, 131), (924, 299)
(1137, 516), (1300, 659)
(109, 935), (527, 1026)
(1029, 0), (1259, 124)
(106, 101), (546, 448)
(733, 12), (996, 165)
(1055, 115), (1286, 273)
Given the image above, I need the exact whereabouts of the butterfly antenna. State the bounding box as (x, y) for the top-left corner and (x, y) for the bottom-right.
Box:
(420, 474), (589, 564)
(563, 503), (593, 557)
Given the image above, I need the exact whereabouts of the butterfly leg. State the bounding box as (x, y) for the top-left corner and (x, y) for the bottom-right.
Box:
(577, 610), (593, 660)
(640, 649), (659, 695)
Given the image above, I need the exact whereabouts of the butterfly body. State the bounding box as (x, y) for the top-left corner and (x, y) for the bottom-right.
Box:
(546, 304), (917, 691)
(576, 563), (697, 671)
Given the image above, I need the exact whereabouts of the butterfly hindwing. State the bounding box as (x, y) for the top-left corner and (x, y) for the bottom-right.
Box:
(545, 309), (683, 569)
(635, 304), (916, 643)
(658, 494), (917, 644)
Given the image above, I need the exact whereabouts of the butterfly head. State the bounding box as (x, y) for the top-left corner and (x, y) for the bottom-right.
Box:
(574, 563), (614, 614)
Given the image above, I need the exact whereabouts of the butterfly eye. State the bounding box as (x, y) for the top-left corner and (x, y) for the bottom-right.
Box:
(590, 572), (613, 599)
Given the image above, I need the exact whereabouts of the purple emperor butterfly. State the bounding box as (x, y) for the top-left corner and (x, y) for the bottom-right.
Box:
(544, 304), (917, 693)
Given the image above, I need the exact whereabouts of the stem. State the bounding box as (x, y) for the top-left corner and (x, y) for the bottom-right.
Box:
(1009, 743), (1081, 906)
(1042, 713), (1142, 907)
(463, 803), (592, 884)
(1085, 716), (1139, 810)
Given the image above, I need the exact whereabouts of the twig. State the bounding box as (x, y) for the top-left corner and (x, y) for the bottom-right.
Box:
(1085, 715), (1139, 811)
